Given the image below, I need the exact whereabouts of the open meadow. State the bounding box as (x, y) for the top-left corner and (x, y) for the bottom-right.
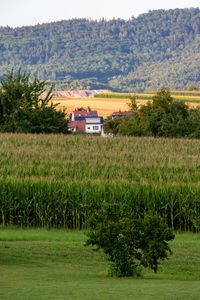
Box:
(0, 228), (200, 300)
(52, 91), (200, 118)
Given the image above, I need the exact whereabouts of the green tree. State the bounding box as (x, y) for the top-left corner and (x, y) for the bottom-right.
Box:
(103, 117), (122, 135)
(127, 95), (138, 112)
(187, 107), (200, 138)
(0, 68), (68, 133)
(145, 89), (189, 137)
(85, 204), (142, 277)
(109, 88), (194, 138)
(86, 204), (175, 277)
(138, 215), (175, 273)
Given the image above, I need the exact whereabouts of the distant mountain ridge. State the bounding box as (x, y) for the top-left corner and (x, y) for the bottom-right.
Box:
(0, 8), (200, 92)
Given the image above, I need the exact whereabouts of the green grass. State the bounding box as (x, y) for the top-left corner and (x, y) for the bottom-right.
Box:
(0, 226), (85, 242)
(0, 228), (200, 300)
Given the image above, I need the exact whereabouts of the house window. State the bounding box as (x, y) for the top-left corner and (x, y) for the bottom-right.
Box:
(87, 127), (90, 129)
(93, 126), (99, 130)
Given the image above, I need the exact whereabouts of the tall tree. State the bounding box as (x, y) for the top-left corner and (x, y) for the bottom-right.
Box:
(0, 69), (68, 133)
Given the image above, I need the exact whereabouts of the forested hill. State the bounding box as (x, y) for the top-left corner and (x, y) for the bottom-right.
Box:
(0, 8), (200, 92)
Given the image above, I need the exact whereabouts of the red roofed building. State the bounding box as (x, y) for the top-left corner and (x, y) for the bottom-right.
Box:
(68, 120), (85, 133)
(68, 108), (104, 134)
(71, 110), (98, 121)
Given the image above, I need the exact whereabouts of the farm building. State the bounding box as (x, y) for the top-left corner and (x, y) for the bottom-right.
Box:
(68, 109), (104, 134)
(68, 120), (85, 133)
(85, 117), (104, 134)
(71, 109), (98, 121)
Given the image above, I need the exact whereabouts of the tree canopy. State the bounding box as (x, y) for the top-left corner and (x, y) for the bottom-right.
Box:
(104, 89), (200, 138)
(0, 69), (68, 133)
(86, 203), (175, 277)
(0, 8), (200, 92)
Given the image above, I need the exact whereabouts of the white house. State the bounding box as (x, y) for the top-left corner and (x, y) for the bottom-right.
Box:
(85, 117), (104, 134)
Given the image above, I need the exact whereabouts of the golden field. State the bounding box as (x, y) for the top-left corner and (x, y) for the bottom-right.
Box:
(52, 95), (200, 118)
(52, 97), (132, 118)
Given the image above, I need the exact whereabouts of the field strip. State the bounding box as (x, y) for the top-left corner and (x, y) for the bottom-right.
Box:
(52, 97), (131, 117)
(52, 97), (200, 118)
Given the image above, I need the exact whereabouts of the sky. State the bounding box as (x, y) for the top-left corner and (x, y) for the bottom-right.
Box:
(1, 0), (200, 28)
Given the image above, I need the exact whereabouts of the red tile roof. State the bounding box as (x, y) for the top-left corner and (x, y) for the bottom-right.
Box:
(73, 110), (98, 116)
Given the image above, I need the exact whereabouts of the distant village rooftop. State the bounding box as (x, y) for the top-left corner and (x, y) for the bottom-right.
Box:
(71, 109), (98, 121)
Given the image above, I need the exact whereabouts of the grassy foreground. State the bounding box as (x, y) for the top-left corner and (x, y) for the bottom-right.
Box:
(0, 228), (200, 300)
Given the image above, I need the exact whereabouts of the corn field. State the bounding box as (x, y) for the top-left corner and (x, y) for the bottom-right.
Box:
(0, 134), (200, 231)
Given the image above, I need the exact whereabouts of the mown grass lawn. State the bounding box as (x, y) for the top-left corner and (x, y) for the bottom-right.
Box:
(0, 228), (199, 300)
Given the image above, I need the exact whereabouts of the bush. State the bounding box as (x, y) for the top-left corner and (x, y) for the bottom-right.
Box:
(86, 203), (175, 277)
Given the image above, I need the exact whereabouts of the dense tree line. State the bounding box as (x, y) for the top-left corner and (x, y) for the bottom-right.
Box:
(0, 8), (200, 92)
(104, 89), (200, 138)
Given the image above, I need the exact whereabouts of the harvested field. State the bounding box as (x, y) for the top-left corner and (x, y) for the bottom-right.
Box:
(52, 96), (200, 118)
(52, 97), (131, 118)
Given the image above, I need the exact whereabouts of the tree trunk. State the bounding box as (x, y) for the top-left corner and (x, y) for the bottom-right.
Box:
(153, 263), (158, 274)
